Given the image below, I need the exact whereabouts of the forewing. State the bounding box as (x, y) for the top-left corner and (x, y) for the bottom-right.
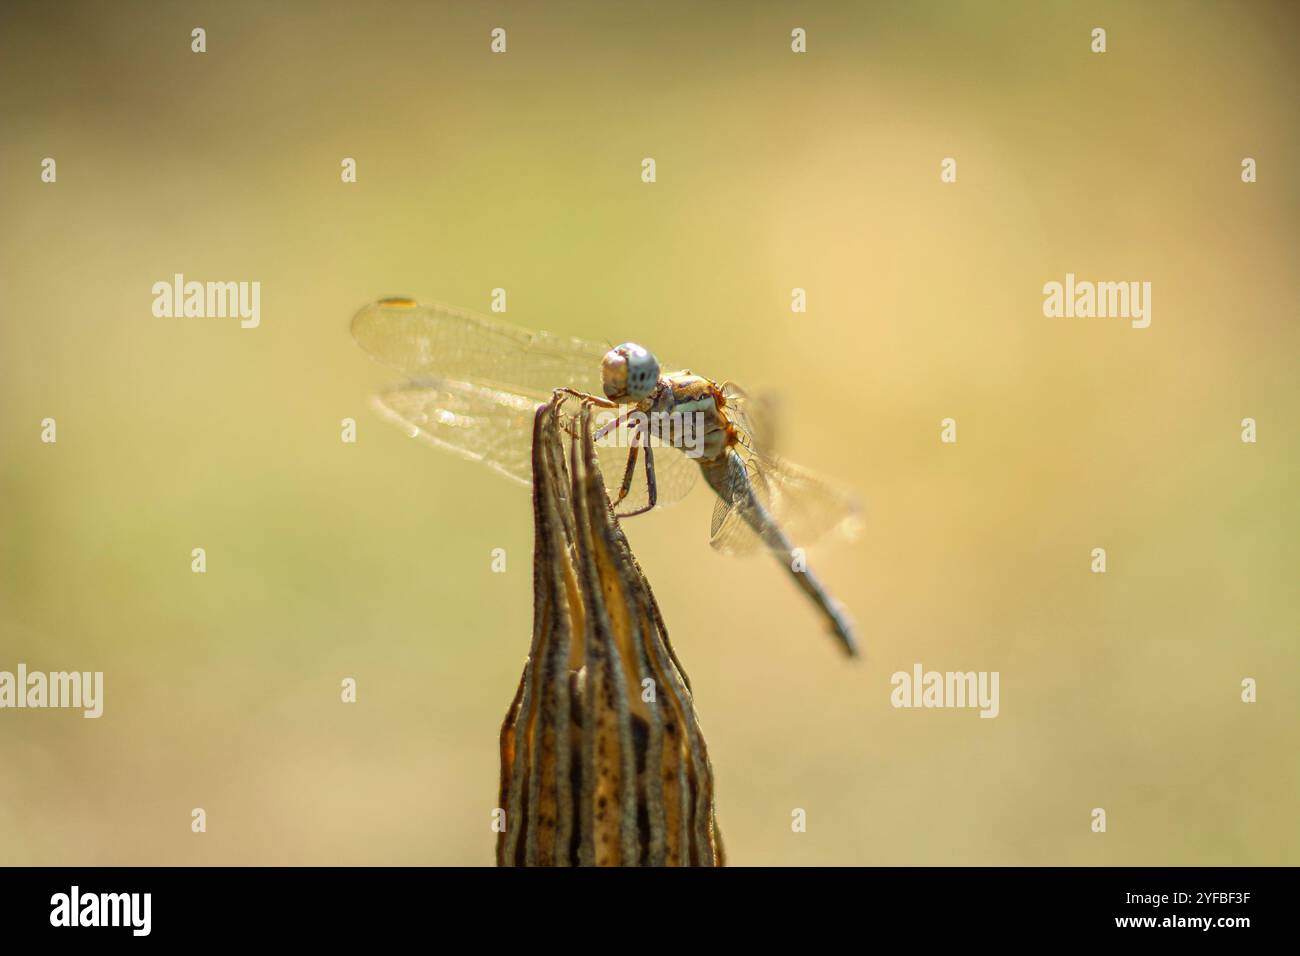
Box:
(352, 298), (609, 398)
(355, 298), (700, 510)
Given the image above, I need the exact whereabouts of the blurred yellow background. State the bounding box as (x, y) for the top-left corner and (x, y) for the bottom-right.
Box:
(1, 0), (1297, 865)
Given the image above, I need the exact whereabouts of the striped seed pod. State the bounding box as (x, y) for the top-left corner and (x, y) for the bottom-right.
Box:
(496, 398), (723, 866)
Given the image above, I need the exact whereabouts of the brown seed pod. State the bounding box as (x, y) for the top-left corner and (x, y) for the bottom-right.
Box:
(496, 398), (723, 866)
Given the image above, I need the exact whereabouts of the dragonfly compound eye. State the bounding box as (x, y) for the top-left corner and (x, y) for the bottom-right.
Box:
(602, 343), (660, 402)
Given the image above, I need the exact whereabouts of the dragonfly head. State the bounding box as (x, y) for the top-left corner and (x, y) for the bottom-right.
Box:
(601, 343), (660, 402)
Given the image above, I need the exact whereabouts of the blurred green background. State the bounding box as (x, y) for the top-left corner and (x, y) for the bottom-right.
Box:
(1, 0), (1297, 865)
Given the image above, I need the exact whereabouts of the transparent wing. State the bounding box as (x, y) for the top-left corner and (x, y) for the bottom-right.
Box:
(708, 383), (859, 555)
(373, 379), (540, 486)
(708, 456), (771, 556)
(374, 378), (701, 507)
(355, 297), (698, 508)
(709, 449), (861, 557)
(352, 298), (610, 399)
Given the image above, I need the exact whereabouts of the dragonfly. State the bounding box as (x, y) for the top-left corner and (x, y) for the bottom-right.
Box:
(351, 297), (862, 656)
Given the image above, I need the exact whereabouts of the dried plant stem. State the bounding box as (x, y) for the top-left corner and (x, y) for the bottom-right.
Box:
(497, 398), (723, 867)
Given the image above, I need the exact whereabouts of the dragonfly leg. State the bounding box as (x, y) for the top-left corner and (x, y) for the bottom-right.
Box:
(615, 433), (657, 518)
(593, 405), (638, 443)
(611, 425), (643, 506)
(552, 387), (621, 439)
(552, 386), (619, 409)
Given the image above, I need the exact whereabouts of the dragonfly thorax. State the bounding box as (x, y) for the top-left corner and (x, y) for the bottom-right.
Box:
(601, 342), (661, 403)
